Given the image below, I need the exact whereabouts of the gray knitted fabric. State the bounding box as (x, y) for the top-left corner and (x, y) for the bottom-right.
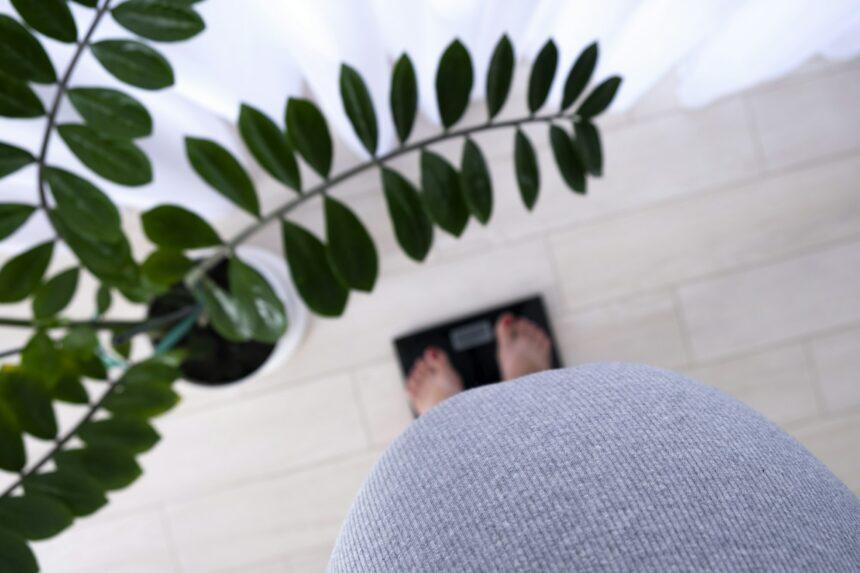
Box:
(329, 363), (860, 572)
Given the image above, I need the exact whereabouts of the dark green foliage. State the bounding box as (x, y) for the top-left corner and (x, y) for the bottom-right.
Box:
(199, 276), (253, 342)
(381, 168), (433, 262)
(103, 363), (180, 418)
(10, 0), (77, 43)
(142, 204), (221, 249)
(33, 267), (79, 319)
(390, 54), (418, 143)
(0, 14), (56, 83)
(340, 64), (378, 155)
(228, 258), (287, 343)
(45, 167), (122, 241)
(0, 203), (35, 241)
(185, 137), (260, 216)
(54, 446), (142, 491)
(239, 104), (301, 191)
(96, 285), (113, 316)
(325, 196), (378, 292)
(459, 138), (492, 224)
(0, 72), (44, 117)
(23, 469), (107, 517)
(549, 124), (586, 194)
(91, 40), (175, 90)
(0, 241), (53, 303)
(0, 400), (25, 472)
(285, 97), (333, 178)
(436, 39), (473, 129)
(514, 129), (540, 210)
(0, 529), (38, 573)
(485, 35), (514, 119)
(57, 124), (153, 186)
(0, 142), (35, 179)
(420, 150), (468, 237)
(112, 0), (205, 42)
(281, 220), (348, 317)
(574, 120), (603, 176)
(67, 88), (153, 139)
(0, 494), (73, 540)
(561, 42), (598, 110)
(78, 418), (160, 454)
(0, 368), (57, 440)
(527, 39), (558, 113)
(577, 76), (622, 119)
(142, 249), (193, 286)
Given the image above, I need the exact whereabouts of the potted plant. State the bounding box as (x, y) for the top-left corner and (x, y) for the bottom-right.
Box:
(0, 0), (621, 569)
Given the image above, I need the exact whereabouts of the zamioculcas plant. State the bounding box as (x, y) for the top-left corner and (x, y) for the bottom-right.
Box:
(0, 0), (621, 569)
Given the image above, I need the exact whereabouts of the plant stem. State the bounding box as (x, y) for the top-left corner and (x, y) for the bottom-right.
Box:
(187, 110), (575, 285)
(0, 317), (142, 330)
(0, 373), (123, 498)
(36, 0), (114, 208)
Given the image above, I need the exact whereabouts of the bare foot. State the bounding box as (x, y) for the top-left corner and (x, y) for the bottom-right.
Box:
(406, 347), (464, 415)
(496, 313), (552, 381)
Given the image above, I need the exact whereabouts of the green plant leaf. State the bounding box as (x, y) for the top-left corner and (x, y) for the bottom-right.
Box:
(0, 494), (73, 540)
(229, 258), (287, 344)
(96, 285), (112, 315)
(21, 331), (61, 386)
(23, 469), (107, 517)
(549, 124), (586, 194)
(60, 327), (108, 381)
(459, 138), (492, 224)
(0, 72), (44, 118)
(0, 400), (25, 472)
(514, 129), (540, 210)
(185, 137), (260, 217)
(285, 97), (333, 178)
(561, 42), (598, 110)
(528, 39), (558, 114)
(485, 34), (514, 120)
(57, 124), (152, 186)
(0, 241), (53, 303)
(91, 39), (175, 90)
(390, 54), (417, 144)
(50, 213), (139, 291)
(0, 14), (56, 83)
(0, 142), (35, 179)
(112, 0), (205, 42)
(420, 150), (468, 237)
(574, 120), (602, 176)
(435, 39), (473, 129)
(0, 368), (57, 440)
(79, 417), (160, 454)
(122, 359), (181, 386)
(71, 0), (99, 7)
(103, 378), (179, 419)
(281, 220), (348, 317)
(55, 446), (142, 491)
(54, 375), (88, 404)
(324, 196), (378, 292)
(10, 0), (77, 43)
(32, 267), (79, 319)
(340, 64), (378, 156)
(380, 168), (432, 262)
(45, 167), (122, 241)
(0, 203), (35, 241)
(0, 529), (38, 573)
(238, 104), (300, 191)
(67, 87), (153, 139)
(577, 75), (622, 119)
(142, 204), (221, 249)
(199, 277), (253, 342)
(142, 249), (192, 286)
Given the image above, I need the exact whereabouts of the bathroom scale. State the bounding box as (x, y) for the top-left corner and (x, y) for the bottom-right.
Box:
(394, 295), (562, 395)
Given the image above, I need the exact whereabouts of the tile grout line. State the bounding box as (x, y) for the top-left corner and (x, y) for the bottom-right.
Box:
(670, 287), (697, 368)
(800, 339), (829, 417)
(740, 93), (770, 173)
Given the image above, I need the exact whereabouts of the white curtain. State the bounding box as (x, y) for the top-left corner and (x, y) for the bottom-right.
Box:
(2, 0), (859, 250)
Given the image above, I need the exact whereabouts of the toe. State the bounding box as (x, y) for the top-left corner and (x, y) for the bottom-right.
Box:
(496, 313), (516, 344)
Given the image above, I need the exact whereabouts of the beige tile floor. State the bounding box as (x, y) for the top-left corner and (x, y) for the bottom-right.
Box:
(30, 57), (860, 572)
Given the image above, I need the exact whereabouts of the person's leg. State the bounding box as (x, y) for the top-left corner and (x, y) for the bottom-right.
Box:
(330, 363), (860, 572)
(406, 313), (552, 415)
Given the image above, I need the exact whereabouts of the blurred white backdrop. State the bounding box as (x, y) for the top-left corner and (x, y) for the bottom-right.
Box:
(2, 0), (859, 247)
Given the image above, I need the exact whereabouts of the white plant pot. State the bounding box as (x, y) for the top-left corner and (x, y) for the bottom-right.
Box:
(229, 246), (309, 382)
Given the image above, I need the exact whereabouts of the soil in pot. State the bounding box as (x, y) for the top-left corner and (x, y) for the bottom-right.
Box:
(147, 259), (275, 386)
